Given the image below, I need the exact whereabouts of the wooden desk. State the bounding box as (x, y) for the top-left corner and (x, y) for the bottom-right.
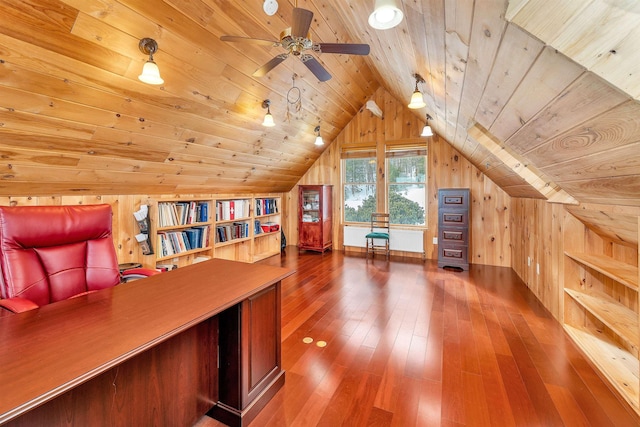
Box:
(0, 258), (292, 427)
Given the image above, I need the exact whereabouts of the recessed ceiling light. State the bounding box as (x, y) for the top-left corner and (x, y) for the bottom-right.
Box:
(368, 0), (404, 30)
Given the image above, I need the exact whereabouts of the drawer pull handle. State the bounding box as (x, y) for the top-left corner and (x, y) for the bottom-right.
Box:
(443, 249), (462, 258)
(444, 196), (463, 204)
(443, 214), (463, 222)
(443, 231), (462, 240)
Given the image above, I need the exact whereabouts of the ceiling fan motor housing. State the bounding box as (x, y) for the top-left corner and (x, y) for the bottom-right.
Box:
(280, 28), (313, 56)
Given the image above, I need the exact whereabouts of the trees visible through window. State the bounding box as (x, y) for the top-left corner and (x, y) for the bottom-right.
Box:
(387, 156), (426, 226)
(342, 147), (427, 226)
(343, 158), (376, 222)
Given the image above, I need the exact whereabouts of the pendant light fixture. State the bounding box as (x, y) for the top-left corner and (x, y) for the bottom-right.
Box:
(138, 38), (164, 85)
(368, 0), (404, 30)
(314, 125), (324, 146)
(261, 99), (275, 127)
(408, 73), (426, 109)
(421, 114), (434, 137)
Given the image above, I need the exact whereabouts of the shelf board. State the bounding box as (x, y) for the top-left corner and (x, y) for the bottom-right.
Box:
(255, 212), (280, 219)
(565, 288), (639, 350)
(215, 237), (251, 248)
(157, 222), (211, 231)
(216, 217), (251, 225)
(564, 325), (639, 411)
(255, 230), (279, 238)
(156, 247), (212, 262)
(564, 251), (639, 291)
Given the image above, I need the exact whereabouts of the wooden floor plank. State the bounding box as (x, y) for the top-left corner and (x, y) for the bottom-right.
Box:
(194, 251), (640, 426)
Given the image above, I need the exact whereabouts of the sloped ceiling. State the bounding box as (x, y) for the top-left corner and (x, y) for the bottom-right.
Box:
(0, 0), (638, 207)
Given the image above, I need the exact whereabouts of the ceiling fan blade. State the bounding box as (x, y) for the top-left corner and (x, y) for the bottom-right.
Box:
(315, 43), (370, 55)
(220, 35), (278, 46)
(300, 54), (331, 82)
(291, 8), (314, 38)
(253, 54), (289, 77)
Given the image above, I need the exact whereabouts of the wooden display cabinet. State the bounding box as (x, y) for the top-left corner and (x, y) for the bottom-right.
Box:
(298, 185), (332, 252)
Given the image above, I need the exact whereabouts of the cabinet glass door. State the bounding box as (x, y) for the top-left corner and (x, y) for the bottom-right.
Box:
(301, 189), (320, 223)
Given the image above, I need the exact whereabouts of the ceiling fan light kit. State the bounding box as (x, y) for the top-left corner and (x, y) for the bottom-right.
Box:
(138, 38), (164, 85)
(368, 0), (404, 30)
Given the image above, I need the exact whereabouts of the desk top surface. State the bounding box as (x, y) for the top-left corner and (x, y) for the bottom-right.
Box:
(0, 258), (293, 424)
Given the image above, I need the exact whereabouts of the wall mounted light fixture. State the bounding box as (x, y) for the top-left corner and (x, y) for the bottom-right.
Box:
(138, 38), (164, 85)
(314, 125), (324, 146)
(408, 73), (426, 109)
(262, 99), (275, 127)
(421, 114), (434, 137)
(368, 0), (404, 30)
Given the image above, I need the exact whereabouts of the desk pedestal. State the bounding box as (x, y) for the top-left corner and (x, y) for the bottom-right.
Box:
(208, 284), (283, 427)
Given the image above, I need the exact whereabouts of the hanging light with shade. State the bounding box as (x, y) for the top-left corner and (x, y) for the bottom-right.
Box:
(421, 114), (434, 137)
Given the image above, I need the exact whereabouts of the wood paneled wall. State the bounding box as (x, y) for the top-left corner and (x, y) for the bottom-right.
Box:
(285, 86), (512, 267)
(510, 199), (640, 321)
(510, 198), (566, 319)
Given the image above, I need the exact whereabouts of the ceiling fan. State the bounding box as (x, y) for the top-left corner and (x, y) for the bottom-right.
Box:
(220, 7), (370, 82)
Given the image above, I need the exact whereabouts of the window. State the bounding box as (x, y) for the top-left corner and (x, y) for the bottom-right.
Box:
(387, 154), (426, 226)
(343, 157), (377, 222)
(342, 144), (427, 226)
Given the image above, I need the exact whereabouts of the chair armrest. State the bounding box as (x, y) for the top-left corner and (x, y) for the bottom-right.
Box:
(121, 268), (161, 282)
(0, 297), (39, 313)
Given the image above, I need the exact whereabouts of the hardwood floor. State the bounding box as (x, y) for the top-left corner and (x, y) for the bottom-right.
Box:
(196, 250), (639, 426)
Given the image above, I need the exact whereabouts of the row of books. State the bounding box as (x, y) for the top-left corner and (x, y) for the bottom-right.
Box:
(215, 222), (249, 243)
(158, 201), (210, 227)
(255, 198), (278, 216)
(157, 226), (210, 257)
(216, 199), (250, 221)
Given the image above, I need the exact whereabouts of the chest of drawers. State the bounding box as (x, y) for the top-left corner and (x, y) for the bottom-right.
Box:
(437, 188), (470, 270)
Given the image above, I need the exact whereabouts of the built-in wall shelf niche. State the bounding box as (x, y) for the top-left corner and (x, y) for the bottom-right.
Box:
(148, 194), (282, 267)
(563, 207), (640, 414)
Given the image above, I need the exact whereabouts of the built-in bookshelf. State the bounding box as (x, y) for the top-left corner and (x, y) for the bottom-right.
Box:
(563, 210), (640, 413)
(214, 198), (252, 262)
(253, 197), (282, 262)
(154, 200), (213, 265)
(149, 195), (281, 267)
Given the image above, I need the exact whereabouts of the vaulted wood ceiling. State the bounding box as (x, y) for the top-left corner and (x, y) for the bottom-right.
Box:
(0, 0), (638, 207)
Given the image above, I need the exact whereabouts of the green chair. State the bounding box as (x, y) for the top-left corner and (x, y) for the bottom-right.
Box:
(365, 213), (390, 259)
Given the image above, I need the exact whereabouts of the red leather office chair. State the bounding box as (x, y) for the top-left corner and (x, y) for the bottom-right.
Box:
(0, 204), (158, 314)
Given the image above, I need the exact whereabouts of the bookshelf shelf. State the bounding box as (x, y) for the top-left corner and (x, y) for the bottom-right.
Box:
(215, 237), (251, 248)
(157, 222), (211, 232)
(156, 247), (213, 262)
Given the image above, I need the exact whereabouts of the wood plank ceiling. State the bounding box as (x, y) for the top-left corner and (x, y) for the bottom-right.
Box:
(0, 0), (638, 207)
